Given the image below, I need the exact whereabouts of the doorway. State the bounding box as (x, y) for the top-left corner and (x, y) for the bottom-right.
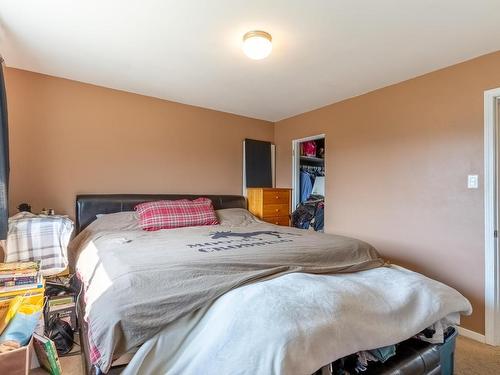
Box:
(291, 134), (325, 231)
(484, 88), (500, 346)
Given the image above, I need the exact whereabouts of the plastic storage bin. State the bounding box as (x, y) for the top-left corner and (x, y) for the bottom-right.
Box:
(440, 327), (458, 375)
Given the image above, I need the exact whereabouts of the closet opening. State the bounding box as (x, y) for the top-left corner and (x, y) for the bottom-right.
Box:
(291, 135), (325, 232)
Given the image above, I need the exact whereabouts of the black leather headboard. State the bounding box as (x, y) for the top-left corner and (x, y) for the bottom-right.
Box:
(75, 194), (247, 234)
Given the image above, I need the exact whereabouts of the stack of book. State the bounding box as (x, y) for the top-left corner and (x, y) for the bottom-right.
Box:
(46, 294), (77, 331)
(0, 262), (45, 316)
(0, 261), (44, 295)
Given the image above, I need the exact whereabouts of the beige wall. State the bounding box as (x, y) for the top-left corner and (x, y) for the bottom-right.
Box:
(275, 51), (500, 334)
(4, 68), (273, 217)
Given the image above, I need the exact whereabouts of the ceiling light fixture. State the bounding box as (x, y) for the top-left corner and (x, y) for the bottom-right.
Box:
(242, 30), (272, 60)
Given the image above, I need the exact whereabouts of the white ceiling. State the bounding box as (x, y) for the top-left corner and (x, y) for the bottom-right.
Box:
(1, 1), (499, 122)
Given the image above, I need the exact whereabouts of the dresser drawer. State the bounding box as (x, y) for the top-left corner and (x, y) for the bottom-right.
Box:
(263, 190), (290, 205)
(262, 203), (289, 218)
(247, 188), (292, 223)
(262, 216), (290, 226)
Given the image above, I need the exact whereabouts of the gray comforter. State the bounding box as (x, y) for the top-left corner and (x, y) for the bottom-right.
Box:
(70, 213), (384, 372)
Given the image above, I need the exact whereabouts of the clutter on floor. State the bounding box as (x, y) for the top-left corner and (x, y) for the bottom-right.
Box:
(291, 196), (325, 231)
(0, 261), (44, 374)
(0, 260), (80, 374)
(314, 327), (458, 374)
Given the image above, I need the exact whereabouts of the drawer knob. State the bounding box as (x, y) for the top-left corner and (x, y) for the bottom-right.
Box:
(275, 221), (279, 225)
(275, 195), (279, 199)
(275, 208), (279, 212)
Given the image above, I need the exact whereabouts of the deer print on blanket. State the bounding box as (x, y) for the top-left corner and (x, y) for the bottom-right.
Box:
(186, 230), (302, 253)
(209, 230), (299, 240)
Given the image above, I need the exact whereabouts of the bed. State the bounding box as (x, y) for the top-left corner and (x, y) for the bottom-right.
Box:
(70, 194), (472, 375)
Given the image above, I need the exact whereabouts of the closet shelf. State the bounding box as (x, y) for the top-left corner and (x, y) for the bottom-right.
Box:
(300, 156), (324, 164)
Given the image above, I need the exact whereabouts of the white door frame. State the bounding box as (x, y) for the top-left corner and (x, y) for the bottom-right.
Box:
(291, 134), (325, 209)
(484, 87), (500, 346)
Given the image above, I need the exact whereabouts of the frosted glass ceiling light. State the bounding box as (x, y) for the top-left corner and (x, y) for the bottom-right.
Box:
(242, 30), (272, 60)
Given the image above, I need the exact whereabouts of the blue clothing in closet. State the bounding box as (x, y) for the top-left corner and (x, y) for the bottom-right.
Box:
(300, 171), (313, 203)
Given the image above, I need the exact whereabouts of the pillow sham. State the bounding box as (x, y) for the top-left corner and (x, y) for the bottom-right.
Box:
(216, 208), (259, 227)
(135, 198), (219, 231)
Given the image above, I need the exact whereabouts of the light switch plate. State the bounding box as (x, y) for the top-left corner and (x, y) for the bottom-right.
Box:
(468, 175), (479, 189)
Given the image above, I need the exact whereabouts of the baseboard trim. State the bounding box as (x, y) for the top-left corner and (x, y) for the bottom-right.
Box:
(457, 326), (486, 343)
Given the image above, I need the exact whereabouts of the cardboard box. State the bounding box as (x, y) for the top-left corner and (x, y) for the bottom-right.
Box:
(0, 336), (33, 375)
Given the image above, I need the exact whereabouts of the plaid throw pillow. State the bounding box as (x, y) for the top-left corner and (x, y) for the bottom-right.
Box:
(135, 198), (219, 231)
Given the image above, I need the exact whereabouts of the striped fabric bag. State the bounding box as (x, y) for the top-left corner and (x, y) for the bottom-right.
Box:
(5, 213), (74, 276)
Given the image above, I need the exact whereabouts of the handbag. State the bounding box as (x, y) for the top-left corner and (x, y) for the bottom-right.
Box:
(45, 315), (75, 355)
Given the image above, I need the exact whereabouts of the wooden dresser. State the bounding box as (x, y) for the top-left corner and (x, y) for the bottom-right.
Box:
(247, 188), (292, 226)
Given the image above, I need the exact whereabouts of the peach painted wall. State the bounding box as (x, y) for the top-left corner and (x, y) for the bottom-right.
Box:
(4, 68), (273, 217)
(274, 51), (500, 334)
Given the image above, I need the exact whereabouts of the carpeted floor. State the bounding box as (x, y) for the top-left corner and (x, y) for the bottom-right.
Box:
(31, 335), (500, 374)
(455, 336), (500, 374)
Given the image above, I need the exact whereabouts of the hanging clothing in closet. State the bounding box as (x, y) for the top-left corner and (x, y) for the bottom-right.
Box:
(299, 165), (324, 203)
(300, 170), (313, 203)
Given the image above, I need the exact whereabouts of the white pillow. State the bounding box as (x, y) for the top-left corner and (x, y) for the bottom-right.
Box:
(90, 211), (140, 231)
(216, 208), (258, 227)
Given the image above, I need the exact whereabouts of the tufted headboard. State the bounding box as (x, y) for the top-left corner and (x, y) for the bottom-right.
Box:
(75, 194), (247, 234)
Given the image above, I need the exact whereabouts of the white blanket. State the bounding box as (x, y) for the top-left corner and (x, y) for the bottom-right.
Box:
(123, 265), (471, 375)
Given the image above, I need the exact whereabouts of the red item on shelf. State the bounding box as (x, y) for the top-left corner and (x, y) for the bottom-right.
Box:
(302, 141), (317, 157)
